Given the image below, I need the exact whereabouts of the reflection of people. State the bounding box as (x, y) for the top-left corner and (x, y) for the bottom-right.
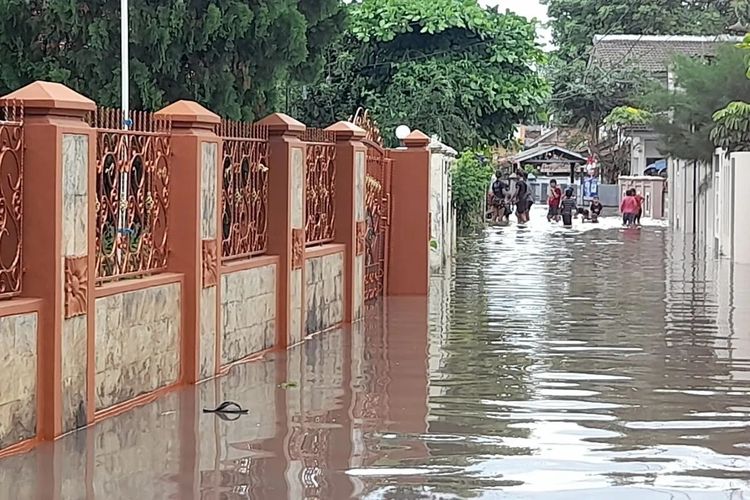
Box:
(547, 180), (562, 222)
(560, 187), (577, 227)
(590, 196), (603, 223)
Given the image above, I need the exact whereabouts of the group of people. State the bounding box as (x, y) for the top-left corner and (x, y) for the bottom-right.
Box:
(546, 179), (603, 227)
(491, 172), (643, 229)
(489, 169), (535, 225)
(619, 188), (644, 227)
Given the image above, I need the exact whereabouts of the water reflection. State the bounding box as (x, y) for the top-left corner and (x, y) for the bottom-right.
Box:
(1, 211), (750, 498)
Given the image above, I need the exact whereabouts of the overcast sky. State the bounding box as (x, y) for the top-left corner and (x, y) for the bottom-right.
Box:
(479, 0), (552, 48)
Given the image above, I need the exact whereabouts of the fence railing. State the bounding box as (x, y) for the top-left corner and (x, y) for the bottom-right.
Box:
(90, 108), (172, 284)
(303, 129), (336, 246)
(0, 102), (23, 299)
(218, 120), (270, 262)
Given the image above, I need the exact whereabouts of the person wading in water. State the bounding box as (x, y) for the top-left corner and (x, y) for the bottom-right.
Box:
(547, 180), (562, 222)
(490, 171), (509, 224)
(513, 170), (532, 225)
(560, 187), (577, 228)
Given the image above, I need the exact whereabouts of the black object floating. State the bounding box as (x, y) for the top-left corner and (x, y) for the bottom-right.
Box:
(203, 401), (249, 421)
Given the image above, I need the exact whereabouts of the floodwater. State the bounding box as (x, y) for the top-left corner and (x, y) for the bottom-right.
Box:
(3, 208), (750, 499)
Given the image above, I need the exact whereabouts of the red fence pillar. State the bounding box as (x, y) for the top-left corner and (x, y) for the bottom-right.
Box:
(387, 131), (432, 296)
(257, 113), (307, 348)
(1, 81), (97, 440)
(326, 121), (367, 322)
(155, 101), (221, 384)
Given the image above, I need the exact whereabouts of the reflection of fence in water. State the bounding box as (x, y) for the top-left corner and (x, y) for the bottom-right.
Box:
(0, 102), (24, 298)
(219, 120), (270, 261)
(90, 108), (171, 284)
(303, 129), (336, 247)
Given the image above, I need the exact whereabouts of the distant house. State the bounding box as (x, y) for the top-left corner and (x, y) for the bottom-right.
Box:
(589, 35), (742, 177)
(511, 145), (587, 182)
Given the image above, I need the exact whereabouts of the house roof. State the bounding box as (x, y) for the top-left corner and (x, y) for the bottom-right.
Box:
(512, 145), (587, 164)
(527, 128), (558, 148)
(589, 34), (743, 72)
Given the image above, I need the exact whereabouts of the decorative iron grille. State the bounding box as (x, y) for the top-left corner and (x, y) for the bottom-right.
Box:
(303, 129), (336, 246)
(218, 120), (270, 261)
(91, 108), (171, 284)
(0, 102), (23, 299)
(349, 108), (392, 302)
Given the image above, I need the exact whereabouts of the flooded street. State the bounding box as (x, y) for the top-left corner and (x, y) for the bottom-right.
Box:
(3, 209), (750, 499)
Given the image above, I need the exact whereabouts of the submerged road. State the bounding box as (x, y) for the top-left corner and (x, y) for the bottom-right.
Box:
(2, 209), (750, 499)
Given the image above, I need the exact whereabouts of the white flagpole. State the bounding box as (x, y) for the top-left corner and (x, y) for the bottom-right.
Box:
(118, 0), (129, 261)
(121, 0), (129, 127)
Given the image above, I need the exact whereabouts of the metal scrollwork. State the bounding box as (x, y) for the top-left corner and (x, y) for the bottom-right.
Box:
(219, 120), (270, 261)
(0, 102), (23, 298)
(303, 129), (336, 246)
(92, 108), (171, 284)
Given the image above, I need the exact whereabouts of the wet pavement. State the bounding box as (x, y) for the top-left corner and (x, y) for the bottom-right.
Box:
(3, 209), (750, 499)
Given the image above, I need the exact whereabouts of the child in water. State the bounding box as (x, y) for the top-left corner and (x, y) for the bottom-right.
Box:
(590, 196), (603, 223)
(620, 189), (639, 227)
(560, 187), (577, 227)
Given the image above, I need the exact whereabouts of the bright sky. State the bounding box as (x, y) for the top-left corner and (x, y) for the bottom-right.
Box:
(479, 0), (552, 48)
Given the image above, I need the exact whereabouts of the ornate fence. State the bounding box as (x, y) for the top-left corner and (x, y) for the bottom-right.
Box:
(0, 102), (23, 299)
(303, 129), (336, 246)
(218, 120), (270, 261)
(90, 108), (171, 284)
(350, 109), (391, 301)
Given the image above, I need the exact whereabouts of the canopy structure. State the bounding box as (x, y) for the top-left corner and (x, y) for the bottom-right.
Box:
(512, 145), (588, 182)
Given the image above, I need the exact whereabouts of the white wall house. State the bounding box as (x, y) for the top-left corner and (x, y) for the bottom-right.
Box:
(670, 150), (750, 264)
(429, 137), (457, 273)
(629, 129), (666, 176)
(591, 34), (744, 245)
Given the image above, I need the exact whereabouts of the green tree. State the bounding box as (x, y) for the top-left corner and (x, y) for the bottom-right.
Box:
(295, 0), (549, 150)
(0, 0), (345, 120)
(646, 45), (750, 162)
(542, 0), (734, 62)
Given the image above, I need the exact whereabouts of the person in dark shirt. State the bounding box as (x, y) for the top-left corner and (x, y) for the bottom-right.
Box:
(513, 170), (532, 224)
(589, 196), (603, 223)
(490, 171), (508, 223)
(560, 187), (577, 228)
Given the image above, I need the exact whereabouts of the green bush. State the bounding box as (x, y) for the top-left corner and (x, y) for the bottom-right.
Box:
(453, 148), (494, 230)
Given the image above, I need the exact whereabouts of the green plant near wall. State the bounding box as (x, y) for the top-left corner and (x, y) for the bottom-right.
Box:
(453, 148), (494, 230)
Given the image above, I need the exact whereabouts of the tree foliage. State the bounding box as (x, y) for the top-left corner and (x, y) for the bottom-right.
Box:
(604, 106), (653, 127)
(295, 0), (549, 150)
(542, 0), (735, 62)
(646, 45), (750, 163)
(548, 58), (649, 131)
(0, 0), (346, 120)
(711, 101), (750, 152)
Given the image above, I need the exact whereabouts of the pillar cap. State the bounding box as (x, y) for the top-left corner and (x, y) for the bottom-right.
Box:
(257, 112), (306, 137)
(155, 100), (220, 128)
(0, 81), (95, 115)
(325, 121), (366, 141)
(404, 130), (431, 148)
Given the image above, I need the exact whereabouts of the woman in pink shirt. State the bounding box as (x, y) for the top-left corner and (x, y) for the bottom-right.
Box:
(620, 189), (639, 226)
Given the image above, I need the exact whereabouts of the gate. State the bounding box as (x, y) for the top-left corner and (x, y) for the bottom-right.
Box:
(351, 109), (391, 302)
